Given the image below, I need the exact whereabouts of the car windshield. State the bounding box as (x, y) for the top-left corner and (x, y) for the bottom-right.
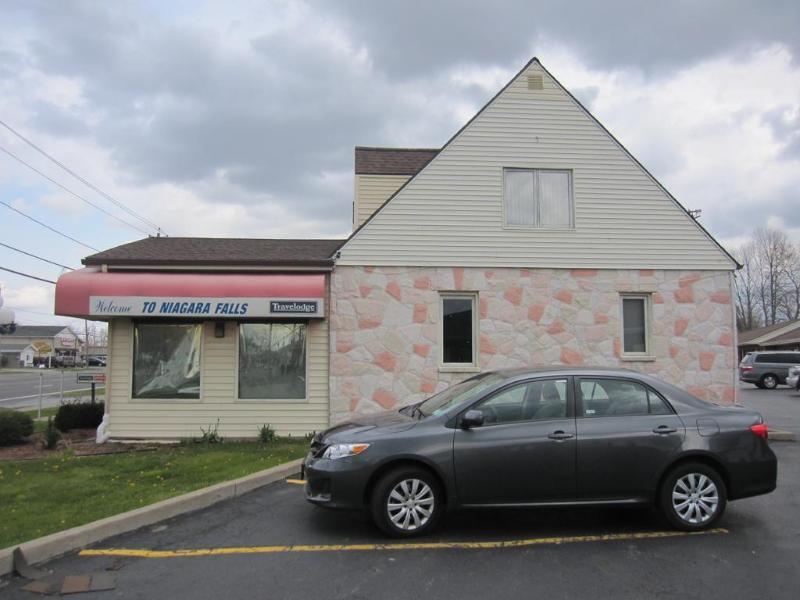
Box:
(417, 372), (508, 417)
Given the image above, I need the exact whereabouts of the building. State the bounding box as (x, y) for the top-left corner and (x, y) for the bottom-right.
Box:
(737, 319), (800, 359)
(54, 57), (739, 440)
(0, 325), (82, 367)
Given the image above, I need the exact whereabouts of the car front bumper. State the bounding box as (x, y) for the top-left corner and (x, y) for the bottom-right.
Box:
(302, 452), (373, 510)
(787, 374), (799, 388)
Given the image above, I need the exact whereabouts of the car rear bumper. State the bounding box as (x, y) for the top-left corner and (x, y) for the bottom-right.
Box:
(727, 447), (778, 501)
(303, 454), (372, 510)
(787, 374), (799, 388)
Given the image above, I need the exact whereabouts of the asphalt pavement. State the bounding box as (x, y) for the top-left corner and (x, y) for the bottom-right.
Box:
(0, 370), (97, 410)
(738, 381), (800, 435)
(2, 441), (797, 598)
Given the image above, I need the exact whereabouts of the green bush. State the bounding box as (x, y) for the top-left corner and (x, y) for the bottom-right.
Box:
(196, 419), (223, 444)
(0, 409), (34, 446)
(43, 417), (60, 450)
(258, 424), (276, 444)
(54, 401), (105, 432)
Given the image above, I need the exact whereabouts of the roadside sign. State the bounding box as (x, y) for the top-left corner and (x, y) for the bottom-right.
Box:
(77, 372), (106, 384)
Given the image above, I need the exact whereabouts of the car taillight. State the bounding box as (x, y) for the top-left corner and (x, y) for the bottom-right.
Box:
(750, 424), (769, 439)
(740, 365), (753, 371)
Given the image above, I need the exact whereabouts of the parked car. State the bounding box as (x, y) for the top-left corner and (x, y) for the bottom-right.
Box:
(303, 367), (777, 537)
(787, 365), (800, 390)
(739, 351), (800, 389)
(87, 356), (106, 367)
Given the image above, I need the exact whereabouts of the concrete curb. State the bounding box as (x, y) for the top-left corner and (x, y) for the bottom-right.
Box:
(770, 429), (796, 442)
(0, 458), (303, 577)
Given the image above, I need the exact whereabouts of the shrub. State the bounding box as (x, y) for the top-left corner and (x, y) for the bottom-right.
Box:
(258, 424), (276, 444)
(0, 409), (34, 446)
(54, 401), (105, 432)
(197, 419), (223, 444)
(43, 417), (60, 450)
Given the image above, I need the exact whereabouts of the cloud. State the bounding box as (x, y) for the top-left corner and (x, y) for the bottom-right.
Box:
(0, 0), (797, 255)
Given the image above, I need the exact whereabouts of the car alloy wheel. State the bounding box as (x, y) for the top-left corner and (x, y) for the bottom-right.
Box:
(660, 462), (726, 531)
(671, 473), (718, 525)
(370, 467), (443, 537)
(386, 478), (435, 531)
(761, 375), (778, 389)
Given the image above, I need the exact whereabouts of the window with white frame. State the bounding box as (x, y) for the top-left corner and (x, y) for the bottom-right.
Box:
(503, 168), (573, 228)
(132, 322), (202, 399)
(440, 294), (476, 366)
(620, 294), (651, 356)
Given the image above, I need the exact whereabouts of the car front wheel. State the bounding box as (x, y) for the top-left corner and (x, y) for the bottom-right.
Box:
(660, 462), (726, 531)
(370, 467), (443, 537)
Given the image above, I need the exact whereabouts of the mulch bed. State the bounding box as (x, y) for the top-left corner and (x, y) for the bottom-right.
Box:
(0, 430), (158, 461)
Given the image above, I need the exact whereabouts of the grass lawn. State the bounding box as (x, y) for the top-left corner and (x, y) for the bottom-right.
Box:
(0, 440), (307, 549)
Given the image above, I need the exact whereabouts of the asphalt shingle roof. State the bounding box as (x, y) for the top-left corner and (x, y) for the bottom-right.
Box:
(2, 325), (67, 338)
(82, 237), (346, 268)
(738, 319), (800, 344)
(355, 147), (439, 176)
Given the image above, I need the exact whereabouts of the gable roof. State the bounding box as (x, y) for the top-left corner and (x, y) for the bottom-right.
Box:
(83, 237), (346, 268)
(355, 147), (439, 176)
(2, 325), (68, 338)
(338, 57), (739, 270)
(739, 319), (800, 345)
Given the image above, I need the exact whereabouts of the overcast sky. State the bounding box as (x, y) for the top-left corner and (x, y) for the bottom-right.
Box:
(1, 0), (799, 328)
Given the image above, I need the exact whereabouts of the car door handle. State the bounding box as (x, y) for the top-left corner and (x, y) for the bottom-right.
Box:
(548, 430), (574, 440)
(652, 425), (677, 434)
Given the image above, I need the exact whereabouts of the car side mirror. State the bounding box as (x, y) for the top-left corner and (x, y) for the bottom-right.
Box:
(461, 409), (485, 429)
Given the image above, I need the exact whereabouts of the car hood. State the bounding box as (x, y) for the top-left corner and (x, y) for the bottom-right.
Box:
(322, 409), (416, 441)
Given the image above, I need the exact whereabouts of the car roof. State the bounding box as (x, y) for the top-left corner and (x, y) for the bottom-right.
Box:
(490, 366), (639, 380)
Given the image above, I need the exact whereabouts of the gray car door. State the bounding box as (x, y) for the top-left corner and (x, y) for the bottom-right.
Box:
(575, 377), (686, 500)
(453, 377), (576, 505)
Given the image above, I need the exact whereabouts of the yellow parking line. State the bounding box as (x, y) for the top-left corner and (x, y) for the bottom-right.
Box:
(285, 479), (305, 485)
(79, 528), (727, 559)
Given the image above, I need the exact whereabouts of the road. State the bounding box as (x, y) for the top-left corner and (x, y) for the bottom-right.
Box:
(0, 370), (101, 410)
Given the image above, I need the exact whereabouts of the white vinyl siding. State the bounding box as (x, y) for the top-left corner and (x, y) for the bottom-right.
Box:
(338, 62), (735, 270)
(504, 168), (572, 228)
(106, 318), (330, 439)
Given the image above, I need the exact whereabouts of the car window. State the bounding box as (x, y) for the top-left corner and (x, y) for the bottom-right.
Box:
(419, 372), (509, 417)
(579, 378), (670, 417)
(476, 379), (568, 425)
(754, 354), (775, 363)
(740, 353), (753, 364)
(780, 353), (800, 364)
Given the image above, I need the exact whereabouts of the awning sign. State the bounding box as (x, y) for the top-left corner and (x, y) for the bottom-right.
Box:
(89, 297), (324, 319)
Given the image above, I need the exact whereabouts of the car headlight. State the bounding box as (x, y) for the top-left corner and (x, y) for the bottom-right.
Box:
(322, 443), (370, 460)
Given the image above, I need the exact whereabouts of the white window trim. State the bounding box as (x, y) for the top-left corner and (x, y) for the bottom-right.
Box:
(235, 321), (310, 403)
(502, 167), (575, 230)
(439, 292), (479, 372)
(129, 320), (205, 403)
(619, 293), (655, 361)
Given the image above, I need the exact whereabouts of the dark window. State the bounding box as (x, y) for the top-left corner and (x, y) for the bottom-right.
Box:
(238, 323), (306, 400)
(779, 353), (800, 364)
(476, 379), (568, 425)
(442, 296), (474, 364)
(579, 378), (670, 417)
(133, 323), (201, 399)
(754, 354), (771, 363)
(622, 296), (648, 354)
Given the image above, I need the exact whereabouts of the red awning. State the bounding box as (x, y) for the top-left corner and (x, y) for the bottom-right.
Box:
(55, 269), (326, 319)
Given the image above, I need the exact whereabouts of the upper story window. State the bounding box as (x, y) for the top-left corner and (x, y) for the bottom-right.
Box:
(503, 168), (573, 228)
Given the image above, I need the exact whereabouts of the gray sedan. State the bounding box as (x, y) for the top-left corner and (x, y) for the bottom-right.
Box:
(303, 367), (777, 537)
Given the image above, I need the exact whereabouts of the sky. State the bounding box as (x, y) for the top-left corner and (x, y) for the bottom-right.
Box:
(1, 0), (799, 329)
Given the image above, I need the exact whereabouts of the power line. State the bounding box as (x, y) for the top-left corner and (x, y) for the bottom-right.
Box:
(0, 144), (151, 235)
(0, 242), (74, 270)
(0, 199), (99, 251)
(0, 118), (164, 234)
(0, 266), (56, 284)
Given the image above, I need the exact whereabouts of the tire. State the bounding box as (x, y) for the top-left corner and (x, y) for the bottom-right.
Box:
(754, 382), (765, 389)
(370, 467), (443, 537)
(659, 462), (727, 531)
(760, 374), (778, 389)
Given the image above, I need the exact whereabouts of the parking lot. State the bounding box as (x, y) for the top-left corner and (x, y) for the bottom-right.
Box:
(2, 384), (799, 599)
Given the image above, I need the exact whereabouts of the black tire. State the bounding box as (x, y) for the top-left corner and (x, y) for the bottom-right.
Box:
(659, 462), (727, 531)
(370, 467), (443, 537)
(754, 382), (765, 389)
(760, 374), (779, 389)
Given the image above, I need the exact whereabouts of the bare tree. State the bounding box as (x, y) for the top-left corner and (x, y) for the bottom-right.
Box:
(752, 228), (795, 326)
(733, 241), (760, 331)
(779, 243), (800, 321)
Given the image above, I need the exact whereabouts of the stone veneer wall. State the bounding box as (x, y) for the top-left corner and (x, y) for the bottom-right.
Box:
(329, 266), (736, 423)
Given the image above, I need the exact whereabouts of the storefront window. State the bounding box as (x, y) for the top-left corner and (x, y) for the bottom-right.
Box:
(238, 323), (307, 400)
(133, 323), (201, 399)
